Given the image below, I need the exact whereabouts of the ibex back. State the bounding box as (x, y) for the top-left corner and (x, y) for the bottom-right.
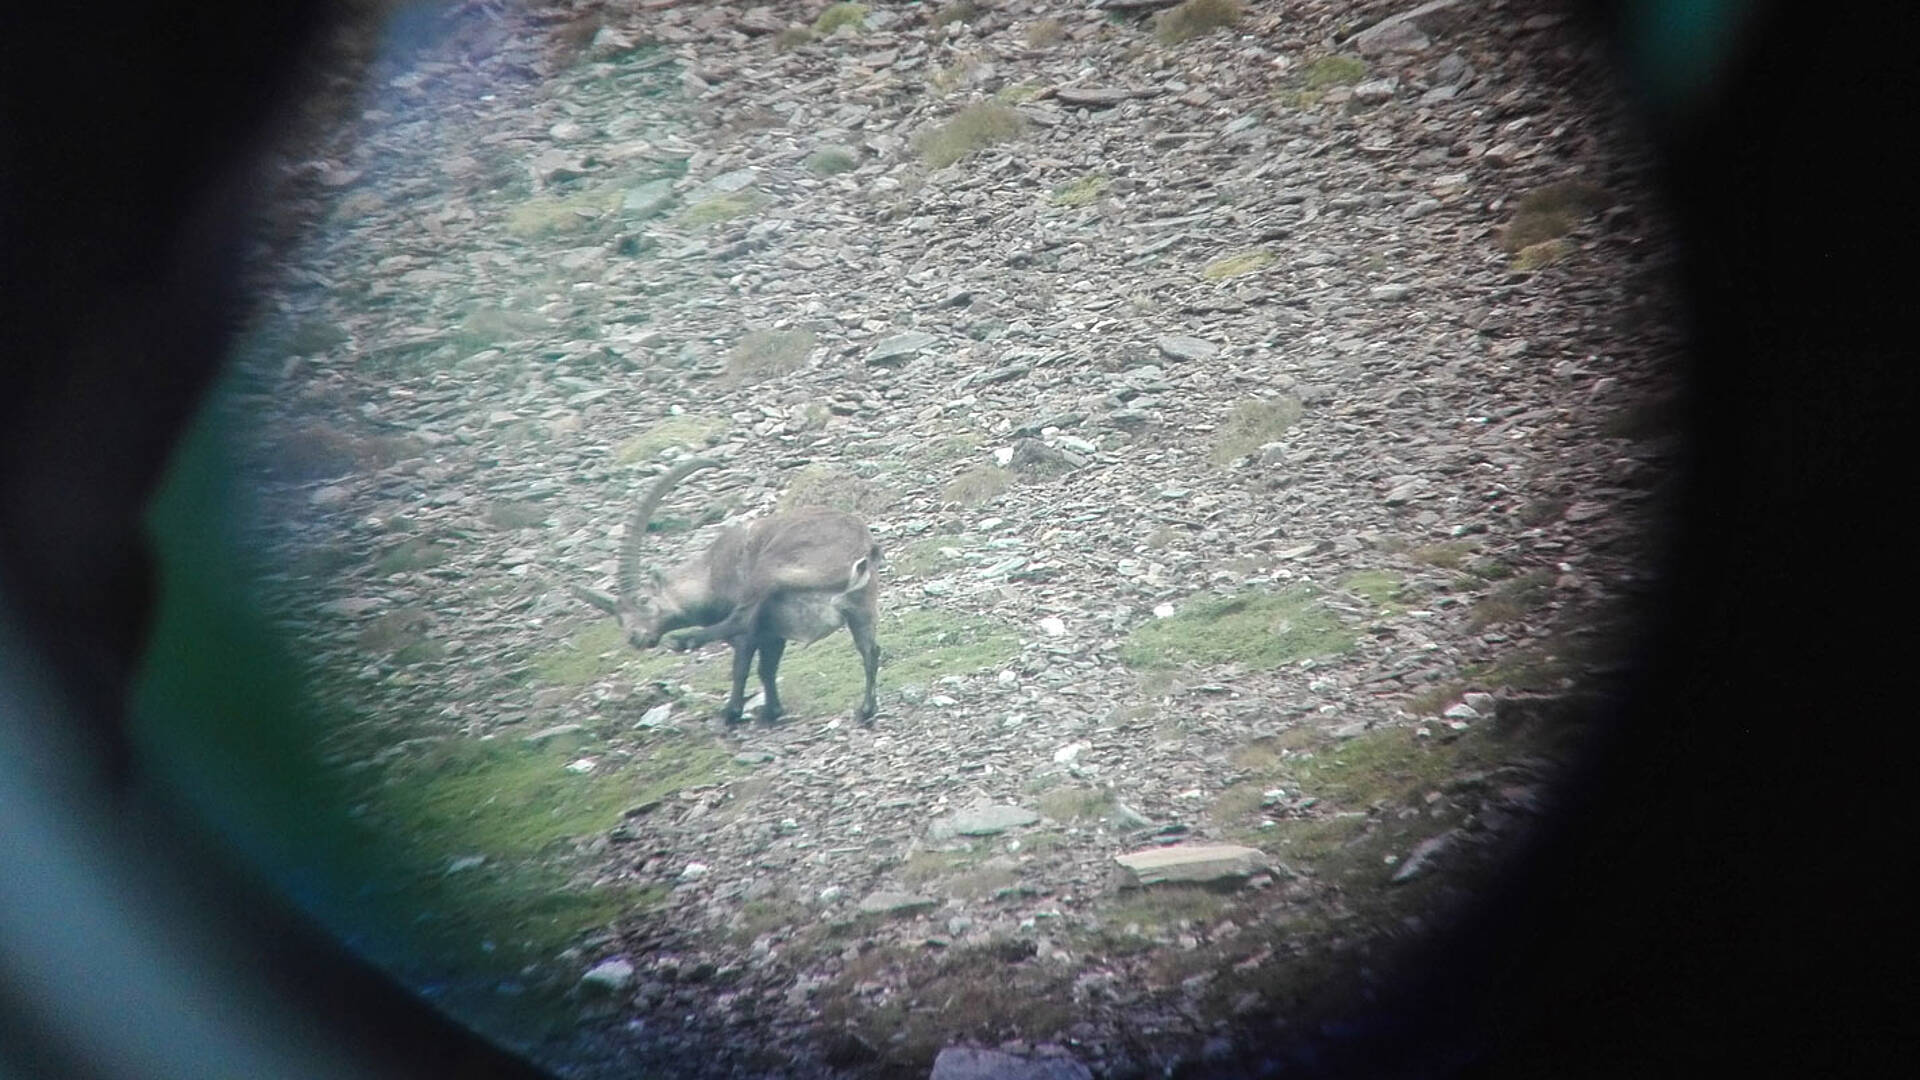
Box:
(571, 458), (881, 724)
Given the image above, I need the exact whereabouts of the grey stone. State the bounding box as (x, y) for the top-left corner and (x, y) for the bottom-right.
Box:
(1154, 335), (1220, 362)
(579, 958), (635, 993)
(1114, 843), (1267, 886)
(933, 801), (1041, 839)
(931, 1047), (1093, 1080)
(867, 331), (938, 366)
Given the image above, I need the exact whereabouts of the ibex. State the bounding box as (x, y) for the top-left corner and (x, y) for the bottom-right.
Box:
(570, 458), (881, 725)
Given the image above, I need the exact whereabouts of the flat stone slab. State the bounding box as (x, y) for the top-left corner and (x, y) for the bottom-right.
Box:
(1154, 335), (1220, 361)
(1054, 87), (1133, 108)
(931, 1047), (1093, 1080)
(866, 331), (938, 366)
(930, 801), (1041, 840)
(1114, 843), (1267, 886)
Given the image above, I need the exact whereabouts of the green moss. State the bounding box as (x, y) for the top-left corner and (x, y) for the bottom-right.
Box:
(1119, 589), (1354, 671)
(1155, 0), (1244, 44)
(726, 328), (817, 382)
(615, 415), (728, 463)
(773, 26), (815, 50)
(941, 465), (1012, 506)
(678, 188), (767, 226)
(1050, 174), (1109, 208)
(1302, 55), (1367, 90)
(1201, 248), (1275, 281)
(813, 3), (867, 34)
(805, 147), (859, 175)
(915, 104), (1026, 168)
(1210, 397), (1304, 464)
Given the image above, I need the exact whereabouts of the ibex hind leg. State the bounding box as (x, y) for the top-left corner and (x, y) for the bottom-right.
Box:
(755, 637), (786, 724)
(721, 638), (756, 725)
(846, 609), (880, 725)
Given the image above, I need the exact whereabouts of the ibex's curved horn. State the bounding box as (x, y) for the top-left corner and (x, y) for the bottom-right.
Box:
(617, 457), (718, 599)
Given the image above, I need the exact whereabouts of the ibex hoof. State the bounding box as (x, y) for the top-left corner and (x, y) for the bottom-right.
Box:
(720, 706), (745, 725)
(755, 706), (783, 725)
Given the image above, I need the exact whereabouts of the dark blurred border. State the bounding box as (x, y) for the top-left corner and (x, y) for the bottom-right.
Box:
(2, 1), (1907, 1077)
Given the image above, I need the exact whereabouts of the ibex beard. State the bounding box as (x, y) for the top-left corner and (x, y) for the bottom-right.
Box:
(571, 458), (881, 725)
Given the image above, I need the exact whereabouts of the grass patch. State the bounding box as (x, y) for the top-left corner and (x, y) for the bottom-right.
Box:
(932, 2), (979, 27)
(1119, 589), (1354, 671)
(725, 328), (817, 383)
(1302, 55), (1367, 90)
(1210, 781), (1269, 825)
(505, 188), (620, 240)
(891, 536), (978, 578)
(357, 608), (431, 653)
(942, 465), (1012, 507)
(915, 104), (1025, 168)
(615, 415), (728, 463)
(813, 3), (867, 34)
(778, 465), (898, 515)
(744, 607), (1019, 716)
(993, 83), (1042, 105)
(1155, 0), (1243, 44)
(1410, 541), (1477, 570)
(1037, 785), (1115, 823)
(678, 188), (767, 226)
(1025, 18), (1065, 46)
(1201, 248), (1275, 281)
(1050, 174), (1108, 208)
(773, 26), (815, 50)
(1344, 569), (1410, 613)
(530, 621), (629, 686)
(1263, 814), (1369, 860)
(1210, 397), (1304, 464)
(271, 425), (359, 481)
(1499, 179), (1611, 252)
(1512, 238), (1572, 273)
(486, 500), (550, 529)
(805, 147), (859, 175)
(372, 537), (453, 576)
(1289, 725), (1494, 809)
(1099, 885), (1229, 929)
(1466, 569), (1556, 630)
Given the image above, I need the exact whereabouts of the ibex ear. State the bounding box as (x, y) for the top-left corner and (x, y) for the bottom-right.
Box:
(570, 584), (620, 615)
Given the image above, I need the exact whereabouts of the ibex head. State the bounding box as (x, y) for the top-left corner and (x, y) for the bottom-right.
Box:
(569, 457), (718, 650)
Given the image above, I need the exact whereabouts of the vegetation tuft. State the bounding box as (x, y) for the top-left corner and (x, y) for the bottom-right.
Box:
(1155, 0), (1244, 44)
(915, 104), (1026, 168)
